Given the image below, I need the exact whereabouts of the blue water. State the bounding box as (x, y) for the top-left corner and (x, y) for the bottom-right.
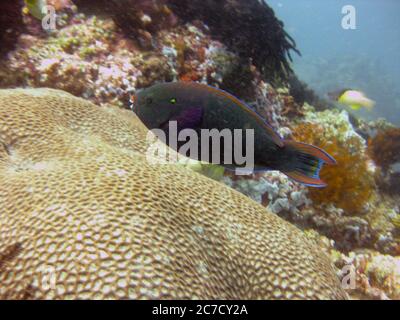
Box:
(269, 0), (400, 125)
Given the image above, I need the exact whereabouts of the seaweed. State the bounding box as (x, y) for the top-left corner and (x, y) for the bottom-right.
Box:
(288, 74), (335, 110)
(0, 1), (24, 57)
(219, 58), (256, 101)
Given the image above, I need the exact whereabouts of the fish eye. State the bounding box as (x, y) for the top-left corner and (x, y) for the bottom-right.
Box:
(170, 98), (177, 104)
(145, 97), (153, 105)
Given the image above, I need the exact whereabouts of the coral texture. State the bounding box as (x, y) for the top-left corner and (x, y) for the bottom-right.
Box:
(368, 128), (400, 172)
(367, 128), (400, 195)
(0, 88), (347, 299)
(0, 0), (398, 300)
(72, 0), (177, 48)
(306, 231), (400, 300)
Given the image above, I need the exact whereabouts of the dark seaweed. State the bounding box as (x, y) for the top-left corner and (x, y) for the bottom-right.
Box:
(0, 0), (24, 57)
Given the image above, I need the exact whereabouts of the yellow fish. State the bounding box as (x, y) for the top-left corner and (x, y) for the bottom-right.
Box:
(23, 0), (47, 20)
(328, 89), (375, 111)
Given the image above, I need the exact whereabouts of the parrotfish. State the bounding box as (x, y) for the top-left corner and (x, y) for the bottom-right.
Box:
(328, 89), (375, 111)
(132, 82), (336, 187)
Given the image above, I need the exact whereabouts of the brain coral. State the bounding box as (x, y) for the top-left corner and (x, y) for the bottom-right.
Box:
(0, 88), (346, 299)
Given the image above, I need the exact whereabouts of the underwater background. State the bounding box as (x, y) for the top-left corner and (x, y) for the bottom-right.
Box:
(0, 0), (399, 300)
(271, 0), (400, 125)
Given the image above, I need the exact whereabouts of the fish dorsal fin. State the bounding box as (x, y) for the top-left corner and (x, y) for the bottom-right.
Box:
(202, 84), (284, 147)
(339, 88), (353, 96)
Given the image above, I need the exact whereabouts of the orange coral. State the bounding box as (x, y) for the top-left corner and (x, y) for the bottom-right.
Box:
(291, 123), (375, 215)
(368, 128), (400, 172)
(174, 38), (201, 81)
(174, 37), (187, 73)
(179, 71), (201, 82)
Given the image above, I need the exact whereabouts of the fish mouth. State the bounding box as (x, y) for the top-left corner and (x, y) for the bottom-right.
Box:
(159, 118), (172, 130)
(129, 95), (136, 112)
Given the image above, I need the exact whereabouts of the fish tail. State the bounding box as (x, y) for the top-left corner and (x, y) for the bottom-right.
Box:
(280, 140), (336, 188)
(363, 98), (375, 110)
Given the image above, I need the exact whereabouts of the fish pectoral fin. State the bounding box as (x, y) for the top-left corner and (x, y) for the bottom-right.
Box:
(172, 106), (203, 130)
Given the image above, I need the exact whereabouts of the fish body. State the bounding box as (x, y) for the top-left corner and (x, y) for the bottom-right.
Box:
(133, 82), (336, 187)
(329, 89), (375, 111)
(24, 0), (47, 20)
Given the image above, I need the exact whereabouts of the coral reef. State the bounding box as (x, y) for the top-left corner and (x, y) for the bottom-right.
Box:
(367, 128), (400, 195)
(0, 0), (299, 110)
(72, 0), (177, 48)
(286, 108), (400, 254)
(358, 253), (400, 299)
(225, 106), (400, 257)
(0, 0), (399, 299)
(0, 14), (174, 108)
(0, 8), (263, 109)
(72, 0), (303, 89)
(368, 128), (400, 172)
(290, 117), (375, 215)
(157, 25), (221, 84)
(247, 82), (295, 133)
(223, 172), (310, 219)
(0, 88), (346, 299)
(305, 231), (400, 299)
(167, 0), (300, 84)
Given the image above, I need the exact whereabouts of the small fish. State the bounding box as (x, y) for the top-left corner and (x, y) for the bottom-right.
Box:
(23, 0), (47, 20)
(132, 82), (336, 187)
(328, 89), (375, 111)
